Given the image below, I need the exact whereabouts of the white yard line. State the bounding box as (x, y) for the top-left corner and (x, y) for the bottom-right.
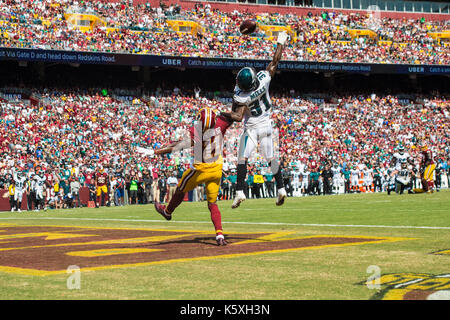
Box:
(0, 217), (449, 230)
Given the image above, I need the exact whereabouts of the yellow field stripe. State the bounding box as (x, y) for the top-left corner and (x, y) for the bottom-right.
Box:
(67, 248), (163, 257)
(70, 236), (415, 275)
(232, 231), (297, 245)
(0, 223), (14, 227)
(234, 233), (416, 245)
(432, 249), (450, 256)
(0, 223), (269, 253)
(0, 266), (62, 276)
(0, 233), (202, 252)
(382, 288), (410, 300)
(407, 277), (450, 290)
(0, 232), (98, 241)
(0, 223), (269, 235)
(0, 235), (417, 277)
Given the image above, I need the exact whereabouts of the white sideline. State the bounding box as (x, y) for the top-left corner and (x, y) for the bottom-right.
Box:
(0, 217), (449, 230)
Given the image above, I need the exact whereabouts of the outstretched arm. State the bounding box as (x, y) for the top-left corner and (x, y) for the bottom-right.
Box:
(154, 141), (178, 155)
(220, 102), (247, 123)
(266, 32), (288, 78)
(154, 138), (193, 155)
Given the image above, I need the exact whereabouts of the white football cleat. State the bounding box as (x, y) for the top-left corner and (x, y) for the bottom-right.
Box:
(216, 234), (228, 246)
(276, 188), (287, 206)
(231, 191), (246, 209)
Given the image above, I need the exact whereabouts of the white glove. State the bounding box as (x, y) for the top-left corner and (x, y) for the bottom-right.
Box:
(277, 32), (289, 45)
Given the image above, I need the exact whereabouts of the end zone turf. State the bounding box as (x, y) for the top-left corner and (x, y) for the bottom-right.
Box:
(0, 190), (448, 299)
(0, 224), (415, 276)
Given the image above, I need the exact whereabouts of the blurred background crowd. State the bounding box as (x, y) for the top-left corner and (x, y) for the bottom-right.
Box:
(0, 0), (448, 210)
(0, 0), (448, 64)
(1, 86), (448, 209)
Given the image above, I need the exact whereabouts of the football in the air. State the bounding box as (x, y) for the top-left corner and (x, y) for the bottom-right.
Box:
(239, 20), (257, 35)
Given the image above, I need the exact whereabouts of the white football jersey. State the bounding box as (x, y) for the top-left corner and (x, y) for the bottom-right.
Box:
(396, 168), (411, 185)
(363, 168), (373, 178)
(233, 70), (272, 129)
(393, 152), (410, 170)
(331, 166), (341, 178)
(14, 173), (27, 190)
(301, 169), (310, 181)
(351, 169), (360, 178)
(34, 175), (46, 190)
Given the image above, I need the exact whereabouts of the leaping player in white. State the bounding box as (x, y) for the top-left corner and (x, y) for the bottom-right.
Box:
(220, 32), (289, 209)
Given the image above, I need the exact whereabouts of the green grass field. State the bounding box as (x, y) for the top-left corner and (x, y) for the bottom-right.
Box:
(0, 190), (449, 300)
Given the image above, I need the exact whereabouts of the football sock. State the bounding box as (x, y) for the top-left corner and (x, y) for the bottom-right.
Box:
(166, 188), (185, 214)
(270, 161), (284, 190)
(421, 179), (429, 191)
(208, 202), (223, 235)
(236, 163), (247, 191)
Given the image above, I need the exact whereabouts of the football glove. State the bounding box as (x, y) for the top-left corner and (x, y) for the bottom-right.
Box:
(277, 32), (289, 45)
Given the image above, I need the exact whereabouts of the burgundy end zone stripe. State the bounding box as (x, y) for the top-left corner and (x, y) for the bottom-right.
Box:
(0, 224), (414, 275)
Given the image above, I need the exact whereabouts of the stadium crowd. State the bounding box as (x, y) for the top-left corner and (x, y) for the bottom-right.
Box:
(0, 0), (448, 64)
(0, 86), (449, 210)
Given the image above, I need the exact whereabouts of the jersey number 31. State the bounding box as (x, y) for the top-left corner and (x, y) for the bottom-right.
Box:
(249, 73), (271, 116)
